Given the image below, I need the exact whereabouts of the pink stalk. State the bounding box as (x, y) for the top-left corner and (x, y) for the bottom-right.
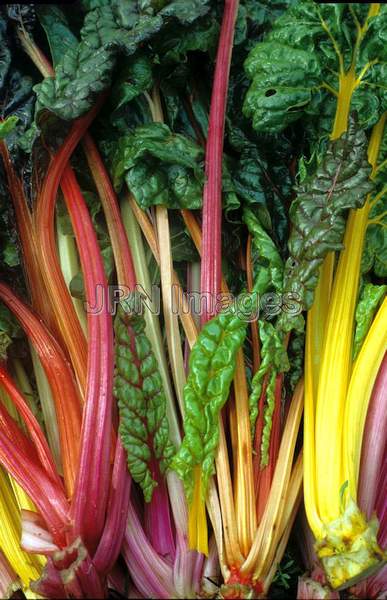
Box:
(145, 476), (176, 559)
(0, 364), (60, 486)
(200, 0), (239, 324)
(93, 442), (131, 575)
(60, 166), (113, 555)
(123, 501), (175, 599)
(81, 133), (136, 571)
(358, 354), (387, 519)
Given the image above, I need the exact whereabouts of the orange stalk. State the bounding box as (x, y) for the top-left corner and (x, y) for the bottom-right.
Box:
(0, 284), (82, 496)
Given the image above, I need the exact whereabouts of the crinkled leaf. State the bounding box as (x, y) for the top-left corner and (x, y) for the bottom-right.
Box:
(243, 206), (283, 295)
(115, 296), (175, 502)
(353, 283), (386, 360)
(172, 304), (247, 501)
(248, 321), (289, 461)
(279, 120), (373, 331)
(287, 329), (304, 391)
(243, 2), (387, 135)
(112, 122), (203, 209)
(34, 0), (210, 121)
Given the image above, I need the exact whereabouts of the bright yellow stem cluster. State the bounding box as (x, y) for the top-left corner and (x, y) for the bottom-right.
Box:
(0, 469), (44, 597)
(304, 4), (387, 589)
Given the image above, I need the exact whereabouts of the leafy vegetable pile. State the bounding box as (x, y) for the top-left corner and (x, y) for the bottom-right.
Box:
(0, 2), (385, 599)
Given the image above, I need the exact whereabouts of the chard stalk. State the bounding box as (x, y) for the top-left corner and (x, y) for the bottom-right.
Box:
(130, 198), (198, 349)
(0, 426), (68, 547)
(0, 284), (82, 495)
(123, 501), (175, 599)
(0, 550), (20, 598)
(35, 108), (101, 393)
(200, 0), (239, 323)
(0, 366), (60, 488)
(343, 299), (387, 501)
(358, 354), (387, 520)
(60, 166), (113, 554)
(304, 254), (335, 540)
(181, 209), (242, 565)
(197, 0), (256, 557)
(56, 223), (87, 334)
(240, 380), (303, 581)
(0, 141), (62, 466)
(0, 470), (42, 587)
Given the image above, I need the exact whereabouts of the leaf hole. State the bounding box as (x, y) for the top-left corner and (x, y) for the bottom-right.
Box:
(265, 89), (277, 97)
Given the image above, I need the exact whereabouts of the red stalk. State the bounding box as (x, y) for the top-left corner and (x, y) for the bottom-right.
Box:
(0, 397), (40, 460)
(0, 364), (60, 487)
(200, 0), (239, 324)
(0, 429), (68, 546)
(20, 38), (132, 567)
(35, 105), (102, 393)
(60, 165), (113, 555)
(0, 283), (82, 495)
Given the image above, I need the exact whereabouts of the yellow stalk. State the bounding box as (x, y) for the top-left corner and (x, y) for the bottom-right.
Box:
(315, 205), (369, 522)
(188, 466), (208, 555)
(0, 469), (42, 587)
(343, 297), (387, 500)
(304, 254), (335, 539)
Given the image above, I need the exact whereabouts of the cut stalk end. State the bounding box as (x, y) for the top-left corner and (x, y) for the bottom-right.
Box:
(316, 499), (385, 590)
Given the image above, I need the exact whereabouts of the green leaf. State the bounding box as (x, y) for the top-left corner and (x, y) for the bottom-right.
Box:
(0, 116), (19, 140)
(279, 120), (373, 331)
(115, 295), (175, 502)
(172, 304), (247, 502)
(287, 330), (304, 391)
(110, 122), (204, 209)
(243, 2), (387, 135)
(35, 0), (211, 121)
(243, 206), (283, 295)
(353, 283), (386, 359)
(248, 321), (289, 461)
(110, 53), (153, 111)
(243, 40), (322, 134)
(36, 6), (78, 68)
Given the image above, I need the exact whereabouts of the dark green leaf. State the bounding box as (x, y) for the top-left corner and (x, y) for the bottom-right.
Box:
(36, 6), (78, 68)
(280, 120), (373, 331)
